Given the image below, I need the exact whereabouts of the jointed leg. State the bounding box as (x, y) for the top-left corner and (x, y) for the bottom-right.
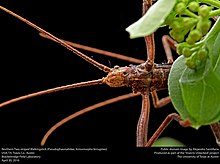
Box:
(145, 113), (191, 147)
(136, 95), (150, 147)
(143, 35), (181, 146)
(150, 35), (176, 108)
(151, 90), (171, 108)
(210, 122), (220, 147)
(144, 34), (155, 67)
(138, 2), (178, 147)
(162, 35), (177, 64)
(142, 0), (155, 67)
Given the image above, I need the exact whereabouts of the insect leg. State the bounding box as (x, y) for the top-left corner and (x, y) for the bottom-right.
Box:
(145, 35), (181, 146)
(210, 122), (220, 147)
(136, 94), (150, 147)
(145, 113), (191, 147)
(142, 0), (155, 66)
(161, 35), (177, 64)
(151, 91), (171, 108)
(150, 35), (176, 108)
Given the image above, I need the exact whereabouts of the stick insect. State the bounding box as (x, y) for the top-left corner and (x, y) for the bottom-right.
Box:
(0, 0), (219, 147)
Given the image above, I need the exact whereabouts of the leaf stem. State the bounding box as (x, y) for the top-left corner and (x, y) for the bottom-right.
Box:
(200, 0), (220, 8)
(209, 9), (220, 18)
(183, 9), (199, 19)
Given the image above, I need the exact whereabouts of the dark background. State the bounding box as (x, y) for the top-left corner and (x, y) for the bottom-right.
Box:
(0, 0), (218, 161)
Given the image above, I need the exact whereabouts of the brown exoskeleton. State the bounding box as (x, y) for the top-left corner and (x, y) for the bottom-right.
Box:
(0, 0), (219, 147)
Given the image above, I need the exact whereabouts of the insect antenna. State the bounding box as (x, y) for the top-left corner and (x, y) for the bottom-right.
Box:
(39, 33), (145, 64)
(41, 92), (140, 146)
(0, 6), (111, 73)
(0, 79), (104, 108)
(0, 5), (112, 107)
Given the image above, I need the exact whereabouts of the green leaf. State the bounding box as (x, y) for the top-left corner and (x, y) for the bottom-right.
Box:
(168, 19), (220, 129)
(168, 56), (194, 125)
(180, 61), (220, 128)
(125, 0), (176, 38)
(152, 137), (185, 147)
(168, 40), (220, 128)
(212, 30), (220, 77)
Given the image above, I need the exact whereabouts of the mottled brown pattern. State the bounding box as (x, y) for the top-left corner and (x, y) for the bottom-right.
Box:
(103, 63), (172, 95)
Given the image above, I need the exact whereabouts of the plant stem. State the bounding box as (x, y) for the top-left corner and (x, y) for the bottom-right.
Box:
(183, 9), (199, 19)
(200, 0), (220, 8)
(209, 9), (220, 18)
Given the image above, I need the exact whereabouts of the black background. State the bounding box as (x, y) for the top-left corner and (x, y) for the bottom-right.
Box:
(0, 0), (218, 161)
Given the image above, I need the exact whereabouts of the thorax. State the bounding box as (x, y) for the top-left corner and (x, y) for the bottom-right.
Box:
(104, 63), (172, 95)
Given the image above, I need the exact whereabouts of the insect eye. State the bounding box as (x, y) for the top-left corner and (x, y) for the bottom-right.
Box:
(122, 72), (128, 76)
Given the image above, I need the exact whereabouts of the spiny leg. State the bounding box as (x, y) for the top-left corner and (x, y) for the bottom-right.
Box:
(145, 113), (191, 147)
(136, 0), (155, 147)
(161, 35), (177, 64)
(151, 35), (177, 108)
(145, 35), (178, 146)
(151, 90), (171, 108)
(142, 0), (155, 67)
(136, 94), (150, 147)
(142, 32), (179, 146)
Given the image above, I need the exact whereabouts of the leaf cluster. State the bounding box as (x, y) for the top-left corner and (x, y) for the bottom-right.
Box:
(126, 0), (220, 128)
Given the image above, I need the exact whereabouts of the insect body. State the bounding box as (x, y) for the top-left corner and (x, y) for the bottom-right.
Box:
(104, 63), (171, 95)
(0, 1), (219, 148)
(0, 3), (178, 147)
